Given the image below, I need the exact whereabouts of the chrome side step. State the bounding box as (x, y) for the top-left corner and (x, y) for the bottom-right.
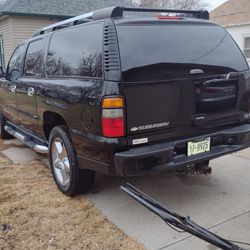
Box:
(4, 125), (48, 154)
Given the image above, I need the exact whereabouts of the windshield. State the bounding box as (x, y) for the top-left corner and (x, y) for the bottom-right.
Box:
(116, 22), (249, 81)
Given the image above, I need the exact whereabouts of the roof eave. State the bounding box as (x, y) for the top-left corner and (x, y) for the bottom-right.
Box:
(223, 22), (250, 28)
(1, 11), (73, 19)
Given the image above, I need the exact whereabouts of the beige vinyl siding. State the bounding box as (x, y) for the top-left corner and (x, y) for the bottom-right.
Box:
(0, 15), (61, 66)
(0, 16), (13, 67)
(11, 16), (56, 47)
(3, 16), (58, 64)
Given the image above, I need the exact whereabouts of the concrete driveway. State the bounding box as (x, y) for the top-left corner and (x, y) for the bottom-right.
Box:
(2, 139), (250, 250)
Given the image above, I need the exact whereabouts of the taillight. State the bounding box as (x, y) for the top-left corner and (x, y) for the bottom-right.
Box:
(102, 97), (125, 137)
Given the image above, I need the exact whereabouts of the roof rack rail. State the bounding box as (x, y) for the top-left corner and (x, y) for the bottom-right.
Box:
(33, 6), (209, 37)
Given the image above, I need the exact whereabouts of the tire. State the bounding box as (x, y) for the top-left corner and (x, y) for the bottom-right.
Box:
(0, 113), (13, 139)
(48, 125), (95, 196)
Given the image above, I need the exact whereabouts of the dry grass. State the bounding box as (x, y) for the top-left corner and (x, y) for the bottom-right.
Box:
(0, 154), (144, 250)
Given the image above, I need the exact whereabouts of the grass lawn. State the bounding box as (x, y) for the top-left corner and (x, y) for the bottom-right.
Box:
(0, 144), (144, 250)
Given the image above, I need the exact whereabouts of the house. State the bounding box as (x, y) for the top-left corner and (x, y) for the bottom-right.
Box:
(0, 0), (132, 67)
(211, 0), (250, 64)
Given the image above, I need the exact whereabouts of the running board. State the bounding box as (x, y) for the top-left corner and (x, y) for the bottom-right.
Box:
(4, 125), (48, 154)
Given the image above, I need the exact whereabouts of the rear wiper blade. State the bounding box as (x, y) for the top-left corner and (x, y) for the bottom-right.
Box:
(226, 72), (242, 80)
(120, 183), (245, 250)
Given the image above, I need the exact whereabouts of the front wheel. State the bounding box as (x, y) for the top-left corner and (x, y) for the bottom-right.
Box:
(49, 125), (95, 196)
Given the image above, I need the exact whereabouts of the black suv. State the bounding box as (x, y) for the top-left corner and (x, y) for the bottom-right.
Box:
(0, 6), (250, 196)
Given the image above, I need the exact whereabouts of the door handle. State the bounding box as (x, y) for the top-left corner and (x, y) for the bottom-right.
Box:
(8, 85), (16, 93)
(27, 87), (35, 97)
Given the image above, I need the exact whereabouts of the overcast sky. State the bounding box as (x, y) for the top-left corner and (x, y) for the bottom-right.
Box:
(207, 0), (228, 10)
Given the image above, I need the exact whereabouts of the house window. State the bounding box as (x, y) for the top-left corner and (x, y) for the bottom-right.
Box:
(244, 37), (250, 59)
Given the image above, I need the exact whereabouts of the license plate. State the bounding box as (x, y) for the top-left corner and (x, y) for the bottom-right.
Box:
(187, 137), (211, 157)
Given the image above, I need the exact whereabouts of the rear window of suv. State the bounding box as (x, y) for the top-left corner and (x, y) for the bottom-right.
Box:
(116, 22), (249, 81)
(47, 22), (103, 78)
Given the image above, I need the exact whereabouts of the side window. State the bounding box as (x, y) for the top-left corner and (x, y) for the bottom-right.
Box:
(8, 44), (25, 80)
(47, 22), (103, 78)
(24, 39), (44, 77)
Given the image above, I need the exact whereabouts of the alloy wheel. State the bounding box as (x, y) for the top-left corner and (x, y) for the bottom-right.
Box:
(51, 137), (71, 189)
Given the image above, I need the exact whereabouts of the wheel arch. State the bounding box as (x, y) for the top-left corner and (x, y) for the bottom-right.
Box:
(43, 111), (67, 140)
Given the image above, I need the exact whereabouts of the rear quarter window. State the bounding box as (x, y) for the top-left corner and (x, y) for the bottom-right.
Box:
(46, 22), (103, 78)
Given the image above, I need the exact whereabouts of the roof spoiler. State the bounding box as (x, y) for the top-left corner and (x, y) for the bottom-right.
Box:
(33, 6), (209, 37)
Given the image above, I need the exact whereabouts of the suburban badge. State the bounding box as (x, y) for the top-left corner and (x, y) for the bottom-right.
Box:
(130, 122), (170, 132)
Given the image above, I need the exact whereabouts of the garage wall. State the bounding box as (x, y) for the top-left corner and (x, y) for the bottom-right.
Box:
(0, 15), (59, 66)
(0, 16), (13, 67)
(11, 16), (56, 47)
(226, 24), (250, 65)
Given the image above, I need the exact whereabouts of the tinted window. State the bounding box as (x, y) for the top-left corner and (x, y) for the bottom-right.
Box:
(117, 23), (249, 81)
(24, 39), (44, 77)
(47, 22), (103, 78)
(8, 44), (25, 76)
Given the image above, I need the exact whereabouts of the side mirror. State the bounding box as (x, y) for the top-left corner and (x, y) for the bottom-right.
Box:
(0, 66), (5, 77)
